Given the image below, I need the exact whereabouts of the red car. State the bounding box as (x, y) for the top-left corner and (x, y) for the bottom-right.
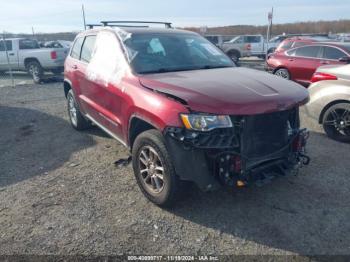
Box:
(266, 42), (350, 86)
(274, 37), (319, 53)
(64, 21), (310, 206)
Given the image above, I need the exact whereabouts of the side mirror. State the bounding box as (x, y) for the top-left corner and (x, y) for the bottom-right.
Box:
(339, 56), (350, 64)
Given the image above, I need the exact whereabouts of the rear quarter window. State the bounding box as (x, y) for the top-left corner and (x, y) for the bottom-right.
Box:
(70, 37), (84, 60)
(322, 47), (347, 60)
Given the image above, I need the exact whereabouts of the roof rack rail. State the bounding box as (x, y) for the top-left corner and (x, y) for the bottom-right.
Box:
(100, 21), (172, 28)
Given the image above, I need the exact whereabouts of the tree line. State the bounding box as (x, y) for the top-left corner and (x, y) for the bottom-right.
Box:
(2, 19), (349, 41)
(185, 19), (350, 36)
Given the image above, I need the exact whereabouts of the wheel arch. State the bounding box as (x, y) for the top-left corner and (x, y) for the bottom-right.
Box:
(319, 100), (350, 124)
(63, 79), (72, 98)
(24, 57), (41, 68)
(227, 49), (241, 58)
(128, 116), (158, 149)
(273, 66), (289, 74)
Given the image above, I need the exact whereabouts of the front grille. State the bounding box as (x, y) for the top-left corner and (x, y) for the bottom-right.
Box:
(240, 109), (297, 160)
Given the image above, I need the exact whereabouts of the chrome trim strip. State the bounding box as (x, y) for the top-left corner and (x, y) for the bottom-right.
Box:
(85, 114), (128, 148)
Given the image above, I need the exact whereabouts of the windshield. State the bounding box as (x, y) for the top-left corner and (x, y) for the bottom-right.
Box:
(123, 33), (234, 74)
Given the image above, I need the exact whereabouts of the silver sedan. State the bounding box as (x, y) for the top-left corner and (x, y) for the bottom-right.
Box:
(305, 64), (350, 143)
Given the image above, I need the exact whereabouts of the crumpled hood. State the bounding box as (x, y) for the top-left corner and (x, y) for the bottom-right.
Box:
(139, 67), (309, 115)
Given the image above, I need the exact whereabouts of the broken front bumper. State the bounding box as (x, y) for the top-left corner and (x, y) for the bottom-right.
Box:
(163, 109), (310, 191)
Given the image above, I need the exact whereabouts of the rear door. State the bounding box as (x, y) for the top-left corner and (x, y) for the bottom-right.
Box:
(286, 45), (322, 84)
(66, 37), (85, 108)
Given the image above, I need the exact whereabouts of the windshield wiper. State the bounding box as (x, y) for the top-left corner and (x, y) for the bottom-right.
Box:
(198, 65), (233, 70)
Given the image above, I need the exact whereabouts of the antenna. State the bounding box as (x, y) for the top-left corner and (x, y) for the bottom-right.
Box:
(82, 4), (87, 30)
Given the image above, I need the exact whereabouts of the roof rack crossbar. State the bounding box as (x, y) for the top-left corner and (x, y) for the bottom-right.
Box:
(100, 21), (172, 28)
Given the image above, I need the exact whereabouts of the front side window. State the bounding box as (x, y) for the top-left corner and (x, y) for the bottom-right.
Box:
(0, 40), (12, 51)
(245, 36), (261, 43)
(288, 46), (321, 58)
(229, 36), (243, 43)
(123, 33), (234, 74)
(86, 31), (128, 85)
(19, 39), (39, 49)
(322, 47), (346, 60)
(80, 36), (97, 63)
(70, 37), (84, 60)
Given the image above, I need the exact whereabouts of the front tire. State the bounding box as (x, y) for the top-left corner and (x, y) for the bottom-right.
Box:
(26, 60), (43, 84)
(228, 51), (240, 63)
(274, 68), (290, 80)
(67, 89), (91, 130)
(132, 129), (181, 207)
(322, 103), (350, 143)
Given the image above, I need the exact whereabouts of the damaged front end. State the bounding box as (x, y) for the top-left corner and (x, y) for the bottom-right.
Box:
(164, 108), (310, 191)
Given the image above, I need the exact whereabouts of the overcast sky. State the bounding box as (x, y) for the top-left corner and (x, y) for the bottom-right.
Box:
(1, 0), (349, 33)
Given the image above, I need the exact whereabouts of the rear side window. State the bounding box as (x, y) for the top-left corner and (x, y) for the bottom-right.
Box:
(293, 46), (321, 58)
(80, 36), (97, 63)
(0, 40), (12, 51)
(70, 37), (84, 60)
(205, 36), (219, 45)
(322, 47), (346, 60)
(19, 39), (39, 49)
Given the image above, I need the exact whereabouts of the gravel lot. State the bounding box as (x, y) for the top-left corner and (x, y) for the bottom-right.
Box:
(0, 75), (350, 257)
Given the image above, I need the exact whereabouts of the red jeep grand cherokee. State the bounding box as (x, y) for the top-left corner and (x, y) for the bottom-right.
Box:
(64, 22), (310, 206)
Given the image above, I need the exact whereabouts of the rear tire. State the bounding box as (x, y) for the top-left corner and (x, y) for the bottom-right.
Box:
(26, 60), (43, 84)
(132, 129), (182, 207)
(322, 103), (350, 143)
(274, 68), (290, 80)
(67, 89), (91, 130)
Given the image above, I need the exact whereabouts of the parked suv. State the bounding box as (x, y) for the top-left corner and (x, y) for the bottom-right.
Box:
(64, 22), (310, 206)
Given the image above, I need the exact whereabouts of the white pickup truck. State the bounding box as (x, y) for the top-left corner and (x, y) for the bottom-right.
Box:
(0, 38), (69, 83)
(222, 35), (283, 61)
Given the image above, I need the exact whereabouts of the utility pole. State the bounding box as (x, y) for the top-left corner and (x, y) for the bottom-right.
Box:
(266, 7), (273, 42)
(32, 27), (35, 38)
(82, 4), (87, 30)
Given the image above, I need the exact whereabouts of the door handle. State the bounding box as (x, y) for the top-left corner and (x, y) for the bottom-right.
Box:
(320, 61), (329, 65)
(72, 65), (78, 70)
(8, 53), (15, 56)
(288, 58), (294, 61)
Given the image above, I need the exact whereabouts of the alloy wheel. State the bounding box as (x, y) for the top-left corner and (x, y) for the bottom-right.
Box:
(138, 146), (165, 194)
(324, 107), (350, 136)
(68, 95), (78, 127)
(274, 69), (290, 79)
(29, 65), (40, 82)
